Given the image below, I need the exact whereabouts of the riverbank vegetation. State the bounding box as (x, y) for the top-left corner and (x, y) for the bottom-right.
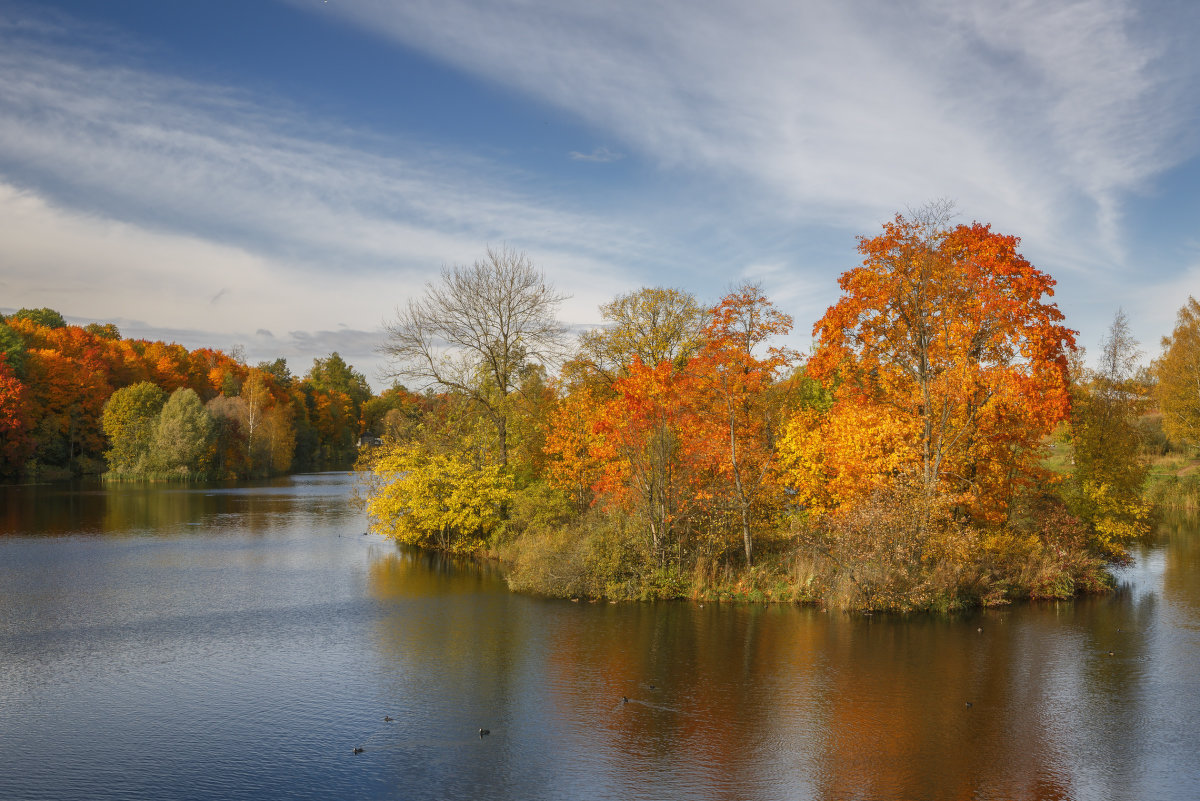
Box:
(0, 310), (402, 481)
(360, 210), (1200, 612)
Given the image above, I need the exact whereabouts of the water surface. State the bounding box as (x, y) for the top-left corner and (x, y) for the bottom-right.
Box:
(1, 475), (1198, 800)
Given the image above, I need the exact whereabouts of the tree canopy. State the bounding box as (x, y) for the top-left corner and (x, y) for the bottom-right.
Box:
(381, 245), (567, 467)
(1155, 296), (1200, 449)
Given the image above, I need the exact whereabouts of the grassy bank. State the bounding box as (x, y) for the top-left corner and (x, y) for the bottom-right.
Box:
(494, 482), (1115, 613)
(1144, 452), (1200, 514)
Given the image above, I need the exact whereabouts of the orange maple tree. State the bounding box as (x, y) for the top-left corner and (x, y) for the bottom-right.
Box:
(690, 285), (795, 563)
(588, 357), (708, 561)
(0, 356), (33, 478)
(792, 209), (1075, 521)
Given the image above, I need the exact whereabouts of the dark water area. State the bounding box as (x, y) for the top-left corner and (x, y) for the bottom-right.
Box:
(2, 475), (1198, 800)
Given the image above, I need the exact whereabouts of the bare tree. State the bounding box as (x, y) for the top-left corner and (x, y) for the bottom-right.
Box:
(380, 246), (567, 467)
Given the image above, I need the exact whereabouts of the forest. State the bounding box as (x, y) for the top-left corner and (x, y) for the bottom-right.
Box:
(0, 307), (412, 481)
(359, 209), (1200, 611)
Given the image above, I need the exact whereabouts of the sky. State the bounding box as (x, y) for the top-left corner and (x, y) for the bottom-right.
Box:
(3, 0), (1200, 389)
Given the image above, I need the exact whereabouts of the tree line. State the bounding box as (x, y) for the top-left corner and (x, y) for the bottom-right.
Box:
(361, 216), (1200, 611)
(0, 308), (407, 481)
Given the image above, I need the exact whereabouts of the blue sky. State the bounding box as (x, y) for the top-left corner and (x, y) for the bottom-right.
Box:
(3, 0), (1200, 388)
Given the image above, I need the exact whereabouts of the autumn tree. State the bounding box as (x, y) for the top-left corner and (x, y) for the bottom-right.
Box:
(85, 322), (121, 340)
(101, 381), (168, 474)
(796, 204), (1075, 522)
(381, 246), (567, 469)
(544, 386), (606, 515)
(207, 394), (251, 477)
(1155, 296), (1200, 450)
(306, 352), (370, 409)
(0, 355), (32, 478)
(1066, 310), (1150, 556)
(256, 357), (293, 387)
(574, 287), (705, 383)
(691, 284), (795, 564)
(361, 385), (417, 438)
(10, 308), (66, 329)
(365, 441), (513, 553)
(589, 358), (708, 562)
(21, 347), (109, 473)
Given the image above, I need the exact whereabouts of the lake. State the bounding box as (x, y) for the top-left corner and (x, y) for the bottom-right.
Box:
(1, 473), (1198, 800)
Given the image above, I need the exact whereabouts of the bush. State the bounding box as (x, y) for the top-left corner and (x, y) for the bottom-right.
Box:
(788, 482), (1113, 612)
(503, 507), (655, 599)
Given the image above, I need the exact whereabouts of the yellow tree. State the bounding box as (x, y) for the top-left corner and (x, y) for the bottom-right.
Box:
(1155, 296), (1200, 449)
(1067, 310), (1150, 557)
(575, 287), (705, 383)
(365, 441), (513, 553)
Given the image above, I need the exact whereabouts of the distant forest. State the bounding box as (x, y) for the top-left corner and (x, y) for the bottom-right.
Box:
(0, 307), (411, 481)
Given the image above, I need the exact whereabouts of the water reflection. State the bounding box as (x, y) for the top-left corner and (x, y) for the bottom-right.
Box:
(0, 474), (355, 538)
(2, 477), (1199, 800)
(360, 533), (1194, 800)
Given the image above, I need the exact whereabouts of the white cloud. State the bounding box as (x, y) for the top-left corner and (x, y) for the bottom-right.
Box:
(0, 178), (634, 386)
(0, 12), (650, 383)
(307, 0), (1196, 268)
(568, 147), (624, 162)
(3, 0), (1197, 386)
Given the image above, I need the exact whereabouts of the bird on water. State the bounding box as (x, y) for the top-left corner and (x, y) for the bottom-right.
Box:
(352, 747), (364, 754)
(479, 728), (490, 737)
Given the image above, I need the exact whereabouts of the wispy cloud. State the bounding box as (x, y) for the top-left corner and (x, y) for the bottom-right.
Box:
(309, 0), (1198, 269)
(569, 146), (624, 163)
(0, 8), (645, 382)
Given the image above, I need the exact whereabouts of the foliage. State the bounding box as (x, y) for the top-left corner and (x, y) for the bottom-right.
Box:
(573, 286), (705, 384)
(0, 355), (33, 478)
(306, 352), (371, 407)
(689, 284), (796, 564)
(10, 307), (67, 329)
(1064, 310), (1151, 558)
(255, 357), (293, 387)
(365, 441), (513, 553)
(361, 385), (417, 436)
(22, 346), (109, 472)
(381, 246), (566, 467)
(1154, 296), (1200, 449)
(589, 357), (705, 561)
(148, 388), (214, 475)
(0, 322), (26, 377)
(779, 397), (920, 515)
(84, 322), (121, 340)
(101, 381), (167, 473)
(0, 308), (368, 482)
(502, 504), (656, 600)
(799, 203), (1075, 522)
(544, 385), (605, 514)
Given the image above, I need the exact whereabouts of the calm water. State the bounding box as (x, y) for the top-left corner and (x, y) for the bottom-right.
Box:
(1, 474), (1198, 801)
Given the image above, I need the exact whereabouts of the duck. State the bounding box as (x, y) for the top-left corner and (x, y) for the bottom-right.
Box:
(621, 696), (629, 704)
(383, 716), (394, 722)
(352, 747), (365, 754)
(479, 728), (490, 737)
